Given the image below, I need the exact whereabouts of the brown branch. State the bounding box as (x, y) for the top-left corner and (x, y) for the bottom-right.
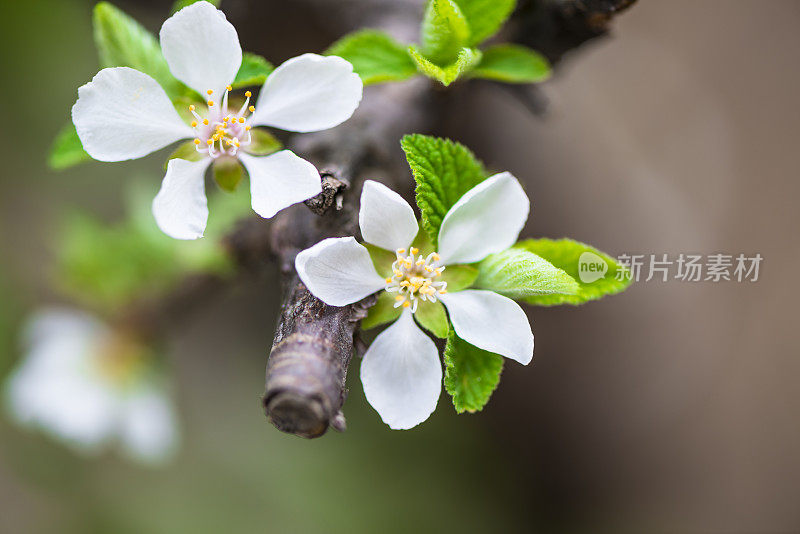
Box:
(262, 78), (434, 438)
(512, 0), (637, 65)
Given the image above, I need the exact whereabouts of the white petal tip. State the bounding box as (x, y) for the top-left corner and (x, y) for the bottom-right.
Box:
(242, 151), (322, 220)
(253, 54), (363, 133)
(294, 237), (385, 307)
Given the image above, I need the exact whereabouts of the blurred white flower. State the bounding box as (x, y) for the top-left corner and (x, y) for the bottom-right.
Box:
(4, 309), (179, 464)
(295, 175), (534, 430)
(72, 0), (363, 240)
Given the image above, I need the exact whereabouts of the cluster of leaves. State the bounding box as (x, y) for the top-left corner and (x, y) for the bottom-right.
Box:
(56, 183), (251, 314)
(49, 0), (277, 172)
(363, 134), (632, 413)
(326, 0), (550, 86)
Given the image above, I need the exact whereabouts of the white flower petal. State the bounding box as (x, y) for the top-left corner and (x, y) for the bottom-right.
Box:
(159, 0), (242, 96)
(440, 290), (534, 365)
(437, 172), (530, 265)
(295, 237), (385, 306)
(120, 387), (179, 464)
(360, 310), (442, 430)
(72, 67), (192, 162)
(4, 309), (119, 450)
(152, 158), (211, 240)
(41, 377), (120, 451)
(251, 53), (363, 133)
(239, 151), (322, 219)
(359, 180), (418, 251)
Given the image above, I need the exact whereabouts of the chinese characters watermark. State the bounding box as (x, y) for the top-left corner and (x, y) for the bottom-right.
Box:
(578, 253), (763, 283)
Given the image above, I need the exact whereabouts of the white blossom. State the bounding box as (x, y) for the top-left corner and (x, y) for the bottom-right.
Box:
(4, 309), (179, 464)
(72, 1), (363, 239)
(295, 174), (534, 429)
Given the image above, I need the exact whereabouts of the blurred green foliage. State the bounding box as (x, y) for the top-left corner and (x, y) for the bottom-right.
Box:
(56, 184), (251, 313)
(0, 273), (21, 376)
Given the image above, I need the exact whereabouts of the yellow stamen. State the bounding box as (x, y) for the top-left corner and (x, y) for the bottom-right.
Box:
(188, 105), (196, 111)
(249, 105), (255, 112)
(245, 91), (251, 97)
(402, 301), (411, 308)
(226, 85), (232, 91)
(191, 121), (198, 128)
(207, 100), (214, 107)
(410, 247), (419, 255)
(194, 138), (201, 145)
(207, 89), (214, 95)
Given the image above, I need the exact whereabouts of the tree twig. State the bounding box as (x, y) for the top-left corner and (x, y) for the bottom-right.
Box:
(513, 0), (637, 65)
(262, 77), (434, 437)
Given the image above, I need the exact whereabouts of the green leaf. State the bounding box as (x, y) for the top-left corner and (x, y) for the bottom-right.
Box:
(213, 158), (244, 192)
(164, 140), (205, 169)
(414, 300), (449, 338)
(49, 124), (91, 170)
(232, 53), (274, 89)
(245, 128), (282, 156)
(471, 44), (551, 83)
(362, 291), (402, 330)
(440, 264), (478, 292)
(452, 0), (516, 45)
(171, 0), (220, 14)
(514, 238), (632, 306)
(408, 45), (481, 86)
(364, 243), (396, 278)
(444, 329), (503, 413)
(475, 248), (578, 299)
(400, 134), (487, 245)
(93, 2), (183, 99)
(421, 0), (470, 64)
(325, 30), (417, 85)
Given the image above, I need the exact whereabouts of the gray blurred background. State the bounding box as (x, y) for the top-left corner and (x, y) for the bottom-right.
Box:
(1, 0), (798, 532)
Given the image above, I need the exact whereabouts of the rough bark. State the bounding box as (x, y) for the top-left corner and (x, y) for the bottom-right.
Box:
(513, 0), (637, 65)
